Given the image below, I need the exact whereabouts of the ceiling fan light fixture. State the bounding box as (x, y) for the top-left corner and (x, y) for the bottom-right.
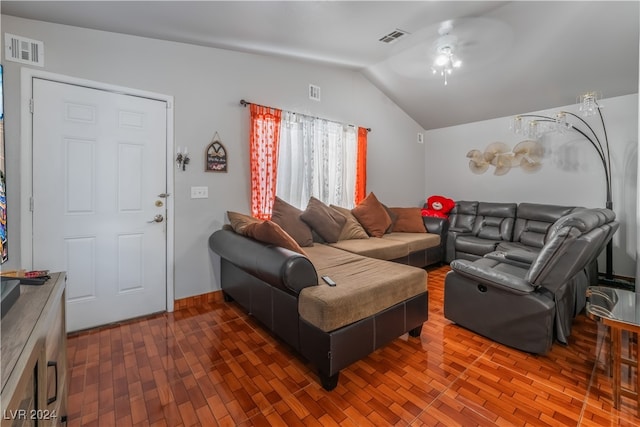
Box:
(431, 32), (462, 86)
(435, 53), (449, 66)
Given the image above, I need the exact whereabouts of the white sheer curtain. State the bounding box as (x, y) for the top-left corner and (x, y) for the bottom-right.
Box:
(276, 111), (357, 209)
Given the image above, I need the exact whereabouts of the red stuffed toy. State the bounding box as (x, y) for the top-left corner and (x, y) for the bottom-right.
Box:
(421, 195), (455, 219)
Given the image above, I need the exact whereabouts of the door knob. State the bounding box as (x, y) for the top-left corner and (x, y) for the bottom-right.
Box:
(148, 214), (164, 223)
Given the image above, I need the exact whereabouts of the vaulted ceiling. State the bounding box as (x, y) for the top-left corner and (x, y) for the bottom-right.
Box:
(2, 1), (638, 130)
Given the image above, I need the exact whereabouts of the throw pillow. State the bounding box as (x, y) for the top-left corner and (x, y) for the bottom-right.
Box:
(351, 192), (392, 238)
(300, 197), (347, 243)
(330, 205), (369, 240)
(270, 197), (314, 247)
(382, 204), (399, 233)
(389, 207), (427, 233)
(227, 211), (261, 234)
(244, 220), (306, 255)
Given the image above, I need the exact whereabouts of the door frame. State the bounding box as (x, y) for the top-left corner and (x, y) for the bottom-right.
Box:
(20, 68), (175, 312)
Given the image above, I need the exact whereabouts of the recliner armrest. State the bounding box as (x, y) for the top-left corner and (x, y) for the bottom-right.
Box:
(422, 216), (449, 237)
(445, 229), (473, 262)
(449, 259), (536, 295)
(505, 249), (538, 264)
(485, 249), (537, 268)
(449, 227), (471, 233)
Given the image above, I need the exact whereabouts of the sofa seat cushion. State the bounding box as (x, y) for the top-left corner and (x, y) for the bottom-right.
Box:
(328, 236), (409, 260)
(382, 232), (440, 253)
(455, 235), (500, 256)
(299, 245), (427, 332)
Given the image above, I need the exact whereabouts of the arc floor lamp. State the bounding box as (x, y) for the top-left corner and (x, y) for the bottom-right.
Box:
(511, 92), (620, 285)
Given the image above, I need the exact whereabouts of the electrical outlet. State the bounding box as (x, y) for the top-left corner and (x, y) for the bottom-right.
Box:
(417, 133), (424, 144)
(190, 186), (208, 199)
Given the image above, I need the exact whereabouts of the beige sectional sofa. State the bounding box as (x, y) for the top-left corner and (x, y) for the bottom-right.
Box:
(208, 193), (447, 390)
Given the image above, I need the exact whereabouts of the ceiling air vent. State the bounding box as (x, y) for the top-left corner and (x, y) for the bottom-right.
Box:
(379, 29), (409, 44)
(4, 33), (44, 67)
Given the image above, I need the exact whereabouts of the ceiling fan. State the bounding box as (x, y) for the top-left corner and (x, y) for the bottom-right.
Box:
(384, 17), (513, 82)
(431, 21), (462, 85)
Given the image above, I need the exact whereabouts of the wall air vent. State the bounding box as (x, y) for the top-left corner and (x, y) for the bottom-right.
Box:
(309, 84), (321, 102)
(379, 29), (409, 44)
(4, 33), (44, 67)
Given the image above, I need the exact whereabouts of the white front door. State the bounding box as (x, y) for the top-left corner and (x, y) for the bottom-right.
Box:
(32, 78), (168, 332)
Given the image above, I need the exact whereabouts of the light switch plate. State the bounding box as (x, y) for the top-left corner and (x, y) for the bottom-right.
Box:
(190, 186), (208, 199)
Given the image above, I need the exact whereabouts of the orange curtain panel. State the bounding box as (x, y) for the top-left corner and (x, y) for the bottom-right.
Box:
(249, 104), (282, 219)
(355, 127), (368, 204)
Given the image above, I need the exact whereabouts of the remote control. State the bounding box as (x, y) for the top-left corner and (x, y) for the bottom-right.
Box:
(322, 276), (336, 286)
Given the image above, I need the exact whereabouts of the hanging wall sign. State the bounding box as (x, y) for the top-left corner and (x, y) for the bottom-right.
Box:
(205, 132), (227, 172)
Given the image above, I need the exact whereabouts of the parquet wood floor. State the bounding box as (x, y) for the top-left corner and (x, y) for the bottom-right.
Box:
(66, 266), (640, 426)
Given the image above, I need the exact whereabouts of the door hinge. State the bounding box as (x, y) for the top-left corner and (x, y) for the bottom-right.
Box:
(29, 197), (34, 212)
(29, 98), (34, 114)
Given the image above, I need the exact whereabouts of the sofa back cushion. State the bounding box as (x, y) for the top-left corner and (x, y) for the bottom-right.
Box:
(330, 205), (369, 240)
(227, 211), (261, 234)
(351, 192), (392, 238)
(271, 197), (314, 247)
(300, 197), (347, 243)
(448, 201), (479, 232)
(472, 202), (517, 241)
(243, 220), (307, 255)
(389, 207), (427, 233)
(512, 203), (578, 249)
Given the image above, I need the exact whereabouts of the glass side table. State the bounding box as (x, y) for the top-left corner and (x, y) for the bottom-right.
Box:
(586, 286), (640, 415)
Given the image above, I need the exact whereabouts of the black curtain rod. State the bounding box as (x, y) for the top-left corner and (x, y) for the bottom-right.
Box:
(240, 99), (371, 132)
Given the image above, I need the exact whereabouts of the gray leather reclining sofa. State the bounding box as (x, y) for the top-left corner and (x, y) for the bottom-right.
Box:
(445, 201), (602, 314)
(444, 207), (618, 354)
(446, 201), (583, 263)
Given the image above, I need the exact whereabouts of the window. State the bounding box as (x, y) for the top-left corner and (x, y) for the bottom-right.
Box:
(276, 112), (358, 209)
(249, 105), (367, 218)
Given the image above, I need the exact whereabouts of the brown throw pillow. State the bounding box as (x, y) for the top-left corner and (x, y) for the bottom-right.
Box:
(383, 204), (399, 233)
(300, 197), (347, 243)
(270, 197), (314, 247)
(389, 207), (427, 233)
(351, 192), (392, 238)
(330, 205), (369, 240)
(244, 220), (306, 255)
(227, 211), (261, 234)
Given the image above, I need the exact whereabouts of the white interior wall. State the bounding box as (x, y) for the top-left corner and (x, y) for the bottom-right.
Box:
(424, 94), (639, 277)
(1, 15), (426, 299)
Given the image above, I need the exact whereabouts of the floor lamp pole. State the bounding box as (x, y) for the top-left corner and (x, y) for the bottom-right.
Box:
(605, 199), (613, 280)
